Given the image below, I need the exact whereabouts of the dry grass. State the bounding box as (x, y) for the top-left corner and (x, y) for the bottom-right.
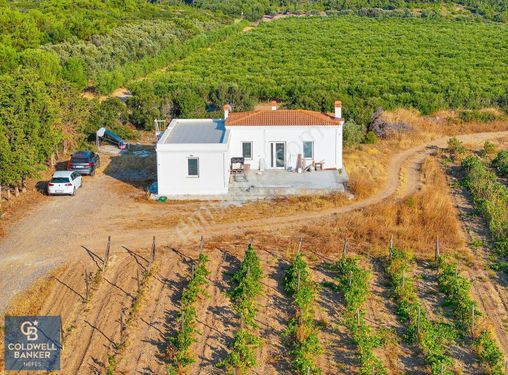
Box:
(298, 157), (464, 259)
(344, 144), (390, 198)
(208, 157), (465, 260)
(213, 193), (350, 223)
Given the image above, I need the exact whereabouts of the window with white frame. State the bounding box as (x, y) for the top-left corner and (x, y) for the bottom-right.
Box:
(242, 142), (253, 159)
(187, 157), (199, 177)
(303, 141), (314, 159)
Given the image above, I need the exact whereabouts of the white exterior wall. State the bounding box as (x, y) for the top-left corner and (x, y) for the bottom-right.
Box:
(157, 144), (230, 196)
(227, 125), (343, 170)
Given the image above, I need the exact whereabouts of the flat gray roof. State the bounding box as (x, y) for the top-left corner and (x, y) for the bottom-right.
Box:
(164, 120), (227, 144)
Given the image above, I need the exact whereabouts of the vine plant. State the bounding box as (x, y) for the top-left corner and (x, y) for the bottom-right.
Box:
(436, 257), (505, 374)
(386, 249), (456, 374)
(329, 256), (386, 374)
(284, 252), (322, 374)
(220, 244), (263, 374)
(167, 253), (210, 374)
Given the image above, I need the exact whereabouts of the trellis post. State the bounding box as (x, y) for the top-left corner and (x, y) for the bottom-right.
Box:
(151, 236), (156, 266)
(104, 236), (111, 268)
(417, 305), (421, 333)
(435, 237), (440, 261)
(471, 303), (475, 337)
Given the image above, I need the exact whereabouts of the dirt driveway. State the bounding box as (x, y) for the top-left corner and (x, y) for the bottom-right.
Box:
(1, 130), (507, 315)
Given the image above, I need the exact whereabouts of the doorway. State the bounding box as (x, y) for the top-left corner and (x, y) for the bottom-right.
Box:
(270, 142), (286, 169)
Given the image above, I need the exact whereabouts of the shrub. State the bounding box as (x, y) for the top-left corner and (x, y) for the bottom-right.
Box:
(343, 120), (365, 147)
(492, 151), (508, 177)
(363, 131), (378, 144)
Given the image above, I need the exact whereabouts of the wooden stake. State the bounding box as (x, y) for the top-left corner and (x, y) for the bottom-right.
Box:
(120, 310), (125, 346)
(357, 310), (361, 326)
(84, 271), (90, 303)
(417, 305), (421, 333)
(181, 310), (186, 333)
(349, 270), (353, 287)
(104, 236), (111, 269)
(389, 235), (394, 258)
(471, 303), (475, 336)
(342, 239), (347, 258)
(137, 268), (141, 293)
(297, 238), (303, 255)
(199, 235), (204, 255)
(435, 238), (440, 261)
(297, 268), (301, 292)
(151, 236), (156, 265)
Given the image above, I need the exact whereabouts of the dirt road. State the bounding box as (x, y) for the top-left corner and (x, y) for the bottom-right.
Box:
(1, 131), (508, 315)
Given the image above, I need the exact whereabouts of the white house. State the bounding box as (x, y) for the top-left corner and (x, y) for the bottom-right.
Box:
(156, 101), (344, 196)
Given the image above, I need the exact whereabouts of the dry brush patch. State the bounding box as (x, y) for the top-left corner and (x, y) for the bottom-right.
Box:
(299, 157), (464, 259)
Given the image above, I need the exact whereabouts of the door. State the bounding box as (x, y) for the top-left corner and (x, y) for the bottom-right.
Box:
(270, 142), (286, 169)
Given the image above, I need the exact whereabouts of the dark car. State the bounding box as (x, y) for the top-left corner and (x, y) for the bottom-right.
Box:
(67, 151), (101, 176)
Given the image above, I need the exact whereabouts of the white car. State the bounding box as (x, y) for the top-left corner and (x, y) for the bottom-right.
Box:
(47, 171), (83, 196)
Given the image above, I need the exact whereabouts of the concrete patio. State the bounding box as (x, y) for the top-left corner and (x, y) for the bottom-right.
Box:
(153, 168), (348, 201)
(228, 169), (348, 199)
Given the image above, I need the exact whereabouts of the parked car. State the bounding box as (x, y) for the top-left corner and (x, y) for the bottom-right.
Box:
(47, 171), (82, 196)
(67, 151), (100, 176)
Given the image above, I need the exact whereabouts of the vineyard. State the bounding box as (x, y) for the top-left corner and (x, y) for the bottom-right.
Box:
(2, 223), (507, 374)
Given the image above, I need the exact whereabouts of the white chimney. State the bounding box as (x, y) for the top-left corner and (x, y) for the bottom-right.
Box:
(224, 104), (231, 119)
(334, 101), (342, 119)
(271, 100), (277, 111)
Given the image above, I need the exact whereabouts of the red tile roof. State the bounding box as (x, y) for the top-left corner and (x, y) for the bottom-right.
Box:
(225, 109), (343, 126)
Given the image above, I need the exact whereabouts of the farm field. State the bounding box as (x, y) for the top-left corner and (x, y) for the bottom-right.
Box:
(130, 17), (508, 124)
(1, 128), (508, 374)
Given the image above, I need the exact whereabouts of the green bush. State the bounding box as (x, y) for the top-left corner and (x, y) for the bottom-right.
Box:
(364, 131), (378, 144)
(492, 150), (508, 177)
(343, 120), (366, 147)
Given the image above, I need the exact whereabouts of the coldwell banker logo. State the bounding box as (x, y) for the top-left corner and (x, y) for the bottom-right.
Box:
(4, 316), (61, 371)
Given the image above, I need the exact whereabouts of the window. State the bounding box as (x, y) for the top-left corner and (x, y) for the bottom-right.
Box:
(187, 157), (199, 177)
(51, 177), (70, 183)
(303, 141), (314, 159)
(242, 142), (253, 159)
